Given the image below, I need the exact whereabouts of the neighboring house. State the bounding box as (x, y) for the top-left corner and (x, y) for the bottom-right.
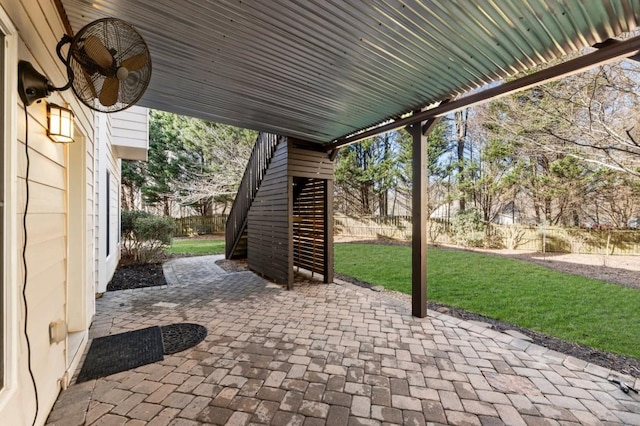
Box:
(429, 201), (525, 226)
(0, 2), (148, 424)
(493, 201), (524, 225)
(429, 203), (460, 222)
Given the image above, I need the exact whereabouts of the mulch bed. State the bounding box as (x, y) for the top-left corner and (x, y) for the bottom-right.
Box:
(106, 255), (246, 292)
(107, 253), (640, 379)
(107, 262), (167, 291)
(215, 258), (249, 273)
(106, 254), (192, 291)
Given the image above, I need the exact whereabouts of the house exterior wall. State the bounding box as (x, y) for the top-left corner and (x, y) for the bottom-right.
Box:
(110, 106), (149, 161)
(95, 113), (122, 294)
(0, 1), (133, 423)
(83, 127), (96, 330)
(95, 105), (148, 294)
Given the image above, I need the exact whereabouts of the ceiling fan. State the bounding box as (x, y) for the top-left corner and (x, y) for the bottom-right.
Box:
(18, 17), (152, 113)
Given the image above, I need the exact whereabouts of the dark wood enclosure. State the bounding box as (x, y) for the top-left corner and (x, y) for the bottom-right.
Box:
(293, 178), (333, 283)
(228, 134), (334, 289)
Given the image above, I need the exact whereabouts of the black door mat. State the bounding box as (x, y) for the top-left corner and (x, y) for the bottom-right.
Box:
(76, 323), (208, 383)
(76, 326), (163, 383)
(161, 323), (207, 354)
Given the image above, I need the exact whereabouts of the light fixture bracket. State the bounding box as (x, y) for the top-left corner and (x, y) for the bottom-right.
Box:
(18, 36), (74, 106)
(18, 60), (54, 106)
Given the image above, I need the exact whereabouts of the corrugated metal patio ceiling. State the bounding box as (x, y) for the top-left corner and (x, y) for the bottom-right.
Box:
(59, 0), (639, 145)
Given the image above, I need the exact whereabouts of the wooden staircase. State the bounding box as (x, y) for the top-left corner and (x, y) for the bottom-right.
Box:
(226, 136), (335, 287)
(225, 132), (281, 259)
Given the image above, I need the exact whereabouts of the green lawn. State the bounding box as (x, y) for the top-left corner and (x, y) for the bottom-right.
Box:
(167, 238), (225, 255)
(335, 243), (640, 359)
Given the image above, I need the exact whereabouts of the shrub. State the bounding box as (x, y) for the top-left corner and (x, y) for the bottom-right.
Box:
(497, 225), (527, 250)
(121, 210), (151, 238)
(121, 211), (174, 263)
(451, 209), (486, 247)
(427, 219), (446, 245)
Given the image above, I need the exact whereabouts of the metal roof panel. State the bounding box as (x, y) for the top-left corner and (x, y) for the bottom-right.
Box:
(59, 0), (640, 144)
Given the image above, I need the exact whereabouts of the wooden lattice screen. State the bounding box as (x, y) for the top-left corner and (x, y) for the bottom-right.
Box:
(293, 178), (326, 275)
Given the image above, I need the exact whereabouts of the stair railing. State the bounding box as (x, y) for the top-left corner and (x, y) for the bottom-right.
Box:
(225, 132), (281, 258)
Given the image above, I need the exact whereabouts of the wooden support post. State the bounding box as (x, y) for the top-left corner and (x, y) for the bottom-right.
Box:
(287, 175), (294, 289)
(324, 179), (334, 283)
(408, 123), (428, 318)
(408, 114), (444, 318)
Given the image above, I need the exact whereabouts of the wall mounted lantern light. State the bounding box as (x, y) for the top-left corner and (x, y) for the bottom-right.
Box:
(47, 103), (74, 143)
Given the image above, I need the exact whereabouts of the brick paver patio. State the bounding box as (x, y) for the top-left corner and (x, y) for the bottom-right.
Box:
(47, 255), (640, 425)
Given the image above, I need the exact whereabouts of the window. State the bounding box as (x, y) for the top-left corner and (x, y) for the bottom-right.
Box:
(106, 170), (110, 257)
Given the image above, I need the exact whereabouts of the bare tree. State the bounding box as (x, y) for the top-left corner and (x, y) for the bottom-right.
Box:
(123, 111), (257, 216)
(172, 117), (256, 214)
(480, 60), (640, 226)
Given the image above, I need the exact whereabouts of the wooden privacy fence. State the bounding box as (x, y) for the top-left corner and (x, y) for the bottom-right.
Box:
(490, 224), (640, 255)
(176, 214), (640, 255)
(335, 214), (413, 240)
(334, 214), (640, 255)
(174, 215), (228, 236)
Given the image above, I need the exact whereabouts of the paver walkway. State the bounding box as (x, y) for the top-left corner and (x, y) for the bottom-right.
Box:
(47, 255), (640, 425)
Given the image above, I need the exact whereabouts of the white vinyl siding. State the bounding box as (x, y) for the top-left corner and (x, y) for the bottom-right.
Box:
(95, 113), (121, 294)
(106, 170), (110, 256)
(0, 30), (5, 390)
(0, 1), (96, 424)
(111, 106), (149, 160)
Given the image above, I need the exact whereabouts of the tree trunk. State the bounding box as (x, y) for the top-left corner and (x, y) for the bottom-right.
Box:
(379, 190), (388, 217)
(544, 197), (552, 225)
(163, 196), (170, 216)
(202, 198), (213, 216)
(455, 110), (467, 212)
(129, 186), (136, 211)
(360, 184), (370, 215)
(534, 201), (541, 225)
(121, 186), (130, 211)
(572, 210), (580, 227)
